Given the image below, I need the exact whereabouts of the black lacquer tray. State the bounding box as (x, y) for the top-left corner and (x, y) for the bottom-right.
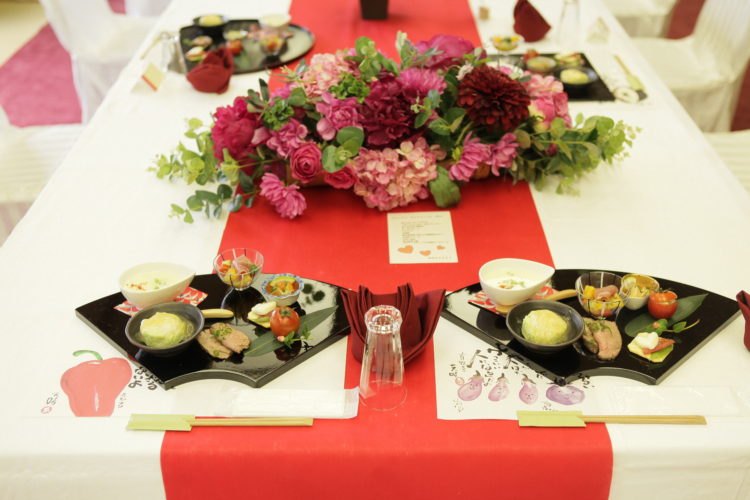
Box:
(494, 52), (615, 101)
(442, 269), (739, 385)
(76, 273), (349, 389)
(180, 19), (315, 74)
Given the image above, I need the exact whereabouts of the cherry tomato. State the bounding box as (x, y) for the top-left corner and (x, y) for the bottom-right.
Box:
(270, 307), (300, 337)
(648, 291), (678, 319)
(226, 39), (243, 55)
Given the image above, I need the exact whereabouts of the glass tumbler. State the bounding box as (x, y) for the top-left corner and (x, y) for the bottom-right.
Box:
(359, 305), (406, 411)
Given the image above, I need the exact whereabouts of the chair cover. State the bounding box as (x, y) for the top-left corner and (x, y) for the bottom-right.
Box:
(124, 0), (171, 17)
(602, 0), (677, 37)
(633, 0), (750, 132)
(38, 0), (155, 122)
(705, 130), (750, 194)
(0, 107), (83, 244)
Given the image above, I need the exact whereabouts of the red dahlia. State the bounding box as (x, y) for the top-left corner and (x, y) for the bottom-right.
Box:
(457, 66), (530, 133)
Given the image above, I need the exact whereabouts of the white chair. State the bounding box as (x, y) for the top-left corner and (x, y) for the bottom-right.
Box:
(705, 130), (750, 195)
(38, 0), (155, 122)
(602, 0), (678, 38)
(633, 0), (750, 132)
(0, 107), (83, 245)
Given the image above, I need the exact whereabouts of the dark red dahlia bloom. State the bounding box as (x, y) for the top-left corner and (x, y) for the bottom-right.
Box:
(211, 96), (265, 161)
(360, 75), (414, 147)
(457, 66), (531, 133)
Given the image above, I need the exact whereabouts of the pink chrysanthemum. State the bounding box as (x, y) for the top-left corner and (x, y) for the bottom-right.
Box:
(414, 34), (477, 70)
(449, 133), (492, 181)
(360, 75), (413, 147)
(349, 137), (439, 210)
(490, 133), (519, 175)
(210, 96), (266, 161)
(523, 73), (564, 98)
(315, 92), (362, 141)
(259, 173), (307, 219)
(397, 68), (446, 102)
(266, 119), (308, 159)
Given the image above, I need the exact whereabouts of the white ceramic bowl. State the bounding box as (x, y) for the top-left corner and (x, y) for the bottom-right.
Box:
(261, 273), (303, 307)
(621, 273), (659, 310)
(119, 262), (195, 310)
(259, 13), (291, 31)
(479, 258), (554, 307)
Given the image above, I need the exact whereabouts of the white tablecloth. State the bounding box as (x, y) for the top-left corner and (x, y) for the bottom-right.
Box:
(1, 0), (749, 498)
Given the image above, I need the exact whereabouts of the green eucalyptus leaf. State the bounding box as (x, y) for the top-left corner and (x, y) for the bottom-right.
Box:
(244, 194), (255, 207)
(515, 129), (531, 149)
(415, 111), (431, 129)
(239, 170), (255, 193)
(287, 87), (306, 107)
(228, 194), (242, 212)
(322, 145), (340, 172)
(259, 79), (270, 101)
(183, 211), (194, 223)
(428, 166), (461, 207)
(336, 127), (364, 149)
(195, 190), (220, 204)
(428, 118), (451, 136)
(186, 195), (202, 211)
(217, 184), (233, 200)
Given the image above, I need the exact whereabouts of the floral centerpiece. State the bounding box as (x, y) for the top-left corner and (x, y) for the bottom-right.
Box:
(153, 33), (636, 222)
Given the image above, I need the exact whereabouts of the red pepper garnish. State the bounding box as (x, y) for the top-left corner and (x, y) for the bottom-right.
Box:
(60, 350), (132, 416)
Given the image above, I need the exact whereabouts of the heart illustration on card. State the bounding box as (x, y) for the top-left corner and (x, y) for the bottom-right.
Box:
(398, 245), (414, 254)
(436, 245), (445, 250)
(420, 250), (431, 256)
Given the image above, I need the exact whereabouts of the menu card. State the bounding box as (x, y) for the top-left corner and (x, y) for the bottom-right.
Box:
(387, 211), (458, 264)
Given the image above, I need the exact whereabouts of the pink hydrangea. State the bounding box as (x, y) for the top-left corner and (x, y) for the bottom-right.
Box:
(290, 141), (323, 184)
(295, 51), (354, 99)
(349, 137), (439, 210)
(324, 166), (357, 189)
(523, 73), (564, 98)
(449, 133), (492, 182)
(266, 119), (308, 159)
(490, 133), (519, 175)
(397, 68), (446, 102)
(315, 92), (362, 141)
(415, 34), (478, 70)
(210, 96), (266, 161)
(259, 173), (307, 219)
(360, 75), (413, 147)
(529, 93), (572, 132)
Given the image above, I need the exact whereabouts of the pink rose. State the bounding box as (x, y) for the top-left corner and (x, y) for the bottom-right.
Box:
(324, 166), (356, 189)
(289, 142), (323, 184)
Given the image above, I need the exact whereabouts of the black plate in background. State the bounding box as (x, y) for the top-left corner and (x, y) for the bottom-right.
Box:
(180, 19), (315, 74)
(76, 273), (349, 389)
(442, 269), (738, 385)
(491, 52), (615, 101)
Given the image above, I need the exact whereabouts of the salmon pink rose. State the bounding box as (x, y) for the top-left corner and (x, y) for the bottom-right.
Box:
(290, 142), (323, 184)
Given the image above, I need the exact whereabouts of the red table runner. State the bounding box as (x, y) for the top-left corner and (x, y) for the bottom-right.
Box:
(162, 1), (613, 498)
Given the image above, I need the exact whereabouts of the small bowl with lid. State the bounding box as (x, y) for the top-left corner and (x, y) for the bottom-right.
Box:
(479, 258), (554, 307)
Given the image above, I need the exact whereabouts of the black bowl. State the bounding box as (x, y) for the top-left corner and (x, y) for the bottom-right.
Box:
(506, 300), (584, 354)
(555, 66), (598, 95)
(125, 302), (204, 357)
(193, 14), (228, 41)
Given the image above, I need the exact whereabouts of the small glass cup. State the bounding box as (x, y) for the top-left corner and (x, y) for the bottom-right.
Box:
(213, 248), (263, 291)
(575, 271), (630, 320)
(490, 34), (523, 67)
(359, 305), (406, 411)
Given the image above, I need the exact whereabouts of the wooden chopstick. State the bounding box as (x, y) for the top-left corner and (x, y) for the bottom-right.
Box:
(582, 415), (706, 425)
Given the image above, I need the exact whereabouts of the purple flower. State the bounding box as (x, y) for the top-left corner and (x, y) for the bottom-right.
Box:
(259, 173), (307, 219)
(360, 75), (413, 147)
(397, 68), (446, 102)
(315, 92), (362, 141)
(490, 133), (519, 175)
(449, 133), (492, 182)
(289, 141), (323, 184)
(324, 166), (357, 189)
(415, 34), (477, 70)
(210, 96), (266, 161)
(266, 119), (308, 159)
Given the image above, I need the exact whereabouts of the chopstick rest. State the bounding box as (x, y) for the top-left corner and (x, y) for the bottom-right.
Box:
(127, 414), (314, 431)
(517, 410), (706, 427)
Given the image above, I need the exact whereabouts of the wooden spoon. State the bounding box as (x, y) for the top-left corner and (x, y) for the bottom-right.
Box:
(494, 289), (577, 316)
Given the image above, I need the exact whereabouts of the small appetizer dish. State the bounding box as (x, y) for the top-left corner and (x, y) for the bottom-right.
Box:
(261, 273), (303, 306)
(119, 262), (195, 310)
(554, 52), (585, 68)
(621, 273), (659, 310)
(259, 13), (291, 32)
(555, 66), (598, 93)
(193, 14), (227, 39)
(125, 302), (203, 356)
(184, 46), (206, 62)
(479, 258), (554, 306)
(575, 271), (628, 319)
(627, 331), (674, 363)
(213, 248), (263, 291)
(190, 35), (213, 48)
(525, 56), (556, 75)
(506, 301), (584, 354)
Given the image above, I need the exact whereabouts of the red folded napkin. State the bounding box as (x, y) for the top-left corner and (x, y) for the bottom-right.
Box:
(737, 291), (750, 350)
(186, 47), (234, 94)
(341, 283), (445, 364)
(513, 0), (551, 42)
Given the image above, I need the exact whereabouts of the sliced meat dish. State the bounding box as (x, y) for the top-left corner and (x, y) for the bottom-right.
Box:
(197, 329), (232, 359)
(210, 322), (250, 353)
(582, 318), (622, 360)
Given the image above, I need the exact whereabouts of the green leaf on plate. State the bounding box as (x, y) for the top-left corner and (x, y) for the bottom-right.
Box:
(243, 306), (338, 357)
(624, 293), (708, 337)
(298, 305), (338, 332)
